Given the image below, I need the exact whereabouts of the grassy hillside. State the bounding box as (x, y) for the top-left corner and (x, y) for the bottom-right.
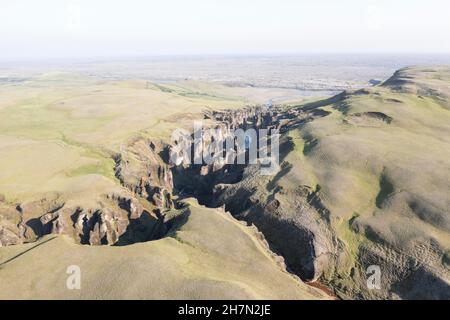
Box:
(292, 68), (450, 297)
(213, 66), (450, 299)
(0, 199), (328, 299)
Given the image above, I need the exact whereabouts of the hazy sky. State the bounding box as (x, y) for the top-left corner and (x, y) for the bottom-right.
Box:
(1, 0), (450, 60)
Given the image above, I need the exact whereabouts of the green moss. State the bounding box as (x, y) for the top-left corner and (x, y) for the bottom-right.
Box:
(338, 215), (362, 259)
(65, 161), (115, 180)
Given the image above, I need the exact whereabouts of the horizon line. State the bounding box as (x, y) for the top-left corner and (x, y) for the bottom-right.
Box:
(2, 51), (450, 65)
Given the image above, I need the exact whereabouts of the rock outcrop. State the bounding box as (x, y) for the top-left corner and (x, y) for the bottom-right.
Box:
(0, 192), (169, 246)
(0, 138), (178, 246)
(114, 137), (174, 209)
(170, 104), (335, 281)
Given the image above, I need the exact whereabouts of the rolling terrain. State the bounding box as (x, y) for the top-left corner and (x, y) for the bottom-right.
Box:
(0, 66), (449, 299)
(205, 66), (450, 299)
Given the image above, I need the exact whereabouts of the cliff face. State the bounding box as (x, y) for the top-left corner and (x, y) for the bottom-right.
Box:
(0, 193), (168, 247)
(114, 138), (174, 209)
(174, 106), (337, 283)
(167, 103), (338, 285)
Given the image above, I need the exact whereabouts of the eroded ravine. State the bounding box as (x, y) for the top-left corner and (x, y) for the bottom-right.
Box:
(168, 104), (337, 285)
(0, 102), (339, 300)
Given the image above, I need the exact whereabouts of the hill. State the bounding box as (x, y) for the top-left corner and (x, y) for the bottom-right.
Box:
(209, 66), (450, 299)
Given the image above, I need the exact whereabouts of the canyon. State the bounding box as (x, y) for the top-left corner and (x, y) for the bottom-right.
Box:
(0, 66), (449, 299)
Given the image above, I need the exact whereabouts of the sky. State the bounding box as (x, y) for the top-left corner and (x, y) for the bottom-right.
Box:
(1, 0), (450, 60)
